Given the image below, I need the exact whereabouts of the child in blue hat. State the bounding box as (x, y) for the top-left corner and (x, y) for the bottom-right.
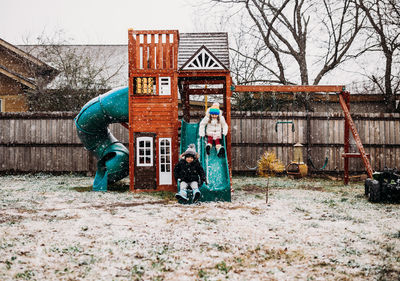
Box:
(199, 102), (229, 157)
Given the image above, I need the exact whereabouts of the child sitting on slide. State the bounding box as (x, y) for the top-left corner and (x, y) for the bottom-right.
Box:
(199, 103), (228, 157)
(174, 144), (207, 203)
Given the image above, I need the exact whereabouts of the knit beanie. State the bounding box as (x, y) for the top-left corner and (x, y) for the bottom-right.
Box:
(209, 102), (220, 115)
(184, 144), (197, 158)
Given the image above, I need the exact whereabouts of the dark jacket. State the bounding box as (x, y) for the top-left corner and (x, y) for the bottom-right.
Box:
(174, 159), (206, 185)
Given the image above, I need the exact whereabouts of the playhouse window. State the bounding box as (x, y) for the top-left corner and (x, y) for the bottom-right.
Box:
(135, 77), (157, 95)
(159, 77), (171, 95)
(137, 137), (153, 166)
(159, 138), (172, 185)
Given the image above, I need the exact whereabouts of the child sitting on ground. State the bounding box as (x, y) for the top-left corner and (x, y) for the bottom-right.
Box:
(174, 144), (207, 203)
(199, 102), (228, 157)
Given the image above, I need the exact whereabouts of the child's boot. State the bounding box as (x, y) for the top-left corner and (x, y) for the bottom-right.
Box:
(175, 190), (188, 202)
(192, 188), (201, 203)
(217, 145), (225, 157)
(206, 144), (211, 155)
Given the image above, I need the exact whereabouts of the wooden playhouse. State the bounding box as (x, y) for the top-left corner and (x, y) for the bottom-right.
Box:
(128, 29), (232, 192)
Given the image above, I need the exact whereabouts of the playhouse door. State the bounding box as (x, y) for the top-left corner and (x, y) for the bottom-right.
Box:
(134, 133), (156, 189)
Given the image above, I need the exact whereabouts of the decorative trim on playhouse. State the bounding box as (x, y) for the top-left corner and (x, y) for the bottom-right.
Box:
(180, 45), (227, 71)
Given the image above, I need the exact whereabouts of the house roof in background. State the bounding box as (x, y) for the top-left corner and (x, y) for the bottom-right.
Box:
(0, 64), (36, 89)
(18, 44), (129, 89)
(0, 38), (59, 81)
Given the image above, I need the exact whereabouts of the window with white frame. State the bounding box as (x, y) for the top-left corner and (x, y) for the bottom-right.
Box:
(0, 99), (3, 112)
(159, 77), (171, 95)
(136, 137), (153, 166)
(159, 138), (172, 185)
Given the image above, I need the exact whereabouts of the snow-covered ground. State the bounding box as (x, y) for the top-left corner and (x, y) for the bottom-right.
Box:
(0, 174), (399, 280)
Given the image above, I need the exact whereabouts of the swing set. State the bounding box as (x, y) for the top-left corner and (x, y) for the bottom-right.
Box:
(230, 84), (374, 185)
(272, 91), (330, 171)
(275, 121), (328, 171)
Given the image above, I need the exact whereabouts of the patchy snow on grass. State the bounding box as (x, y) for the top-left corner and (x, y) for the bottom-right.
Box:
(0, 174), (399, 280)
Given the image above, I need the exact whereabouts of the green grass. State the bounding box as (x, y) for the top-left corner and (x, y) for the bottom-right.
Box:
(14, 270), (35, 280)
(146, 191), (176, 201)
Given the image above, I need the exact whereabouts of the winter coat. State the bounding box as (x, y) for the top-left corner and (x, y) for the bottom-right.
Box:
(199, 109), (228, 140)
(174, 159), (206, 185)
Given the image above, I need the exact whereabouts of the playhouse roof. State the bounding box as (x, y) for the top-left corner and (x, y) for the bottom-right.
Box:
(178, 33), (229, 70)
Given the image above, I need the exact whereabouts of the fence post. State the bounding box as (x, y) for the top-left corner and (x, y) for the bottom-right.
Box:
(306, 112), (312, 169)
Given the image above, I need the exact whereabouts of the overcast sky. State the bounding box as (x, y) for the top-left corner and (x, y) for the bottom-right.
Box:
(1, 0), (219, 45)
(0, 0), (379, 87)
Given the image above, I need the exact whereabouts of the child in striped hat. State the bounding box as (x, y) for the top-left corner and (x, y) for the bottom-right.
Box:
(199, 102), (229, 157)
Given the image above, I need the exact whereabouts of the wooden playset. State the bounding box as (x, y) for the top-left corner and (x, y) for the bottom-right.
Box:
(76, 28), (374, 196)
(126, 29), (373, 193)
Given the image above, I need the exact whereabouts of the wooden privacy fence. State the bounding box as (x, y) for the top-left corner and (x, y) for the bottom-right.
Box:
(0, 112), (128, 173)
(231, 112), (400, 173)
(1, 112), (399, 175)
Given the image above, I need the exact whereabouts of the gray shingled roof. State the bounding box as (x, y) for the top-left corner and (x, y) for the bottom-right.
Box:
(178, 33), (229, 70)
(18, 45), (129, 89)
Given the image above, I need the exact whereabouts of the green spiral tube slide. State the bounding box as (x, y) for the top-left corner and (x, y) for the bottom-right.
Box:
(74, 86), (130, 191)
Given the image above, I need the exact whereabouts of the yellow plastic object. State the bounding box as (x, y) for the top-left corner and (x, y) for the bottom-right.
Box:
(148, 77), (154, 94)
(293, 143), (304, 163)
(286, 162), (308, 178)
(143, 77), (148, 94)
(136, 78), (142, 94)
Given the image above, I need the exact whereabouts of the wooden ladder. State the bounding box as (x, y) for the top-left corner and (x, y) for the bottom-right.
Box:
(339, 91), (373, 184)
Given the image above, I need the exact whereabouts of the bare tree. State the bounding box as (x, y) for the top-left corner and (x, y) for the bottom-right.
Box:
(22, 30), (125, 92)
(209, 0), (363, 88)
(21, 30), (127, 111)
(357, 0), (400, 112)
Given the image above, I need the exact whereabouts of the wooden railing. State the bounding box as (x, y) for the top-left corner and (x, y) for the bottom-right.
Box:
(128, 29), (179, 71)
